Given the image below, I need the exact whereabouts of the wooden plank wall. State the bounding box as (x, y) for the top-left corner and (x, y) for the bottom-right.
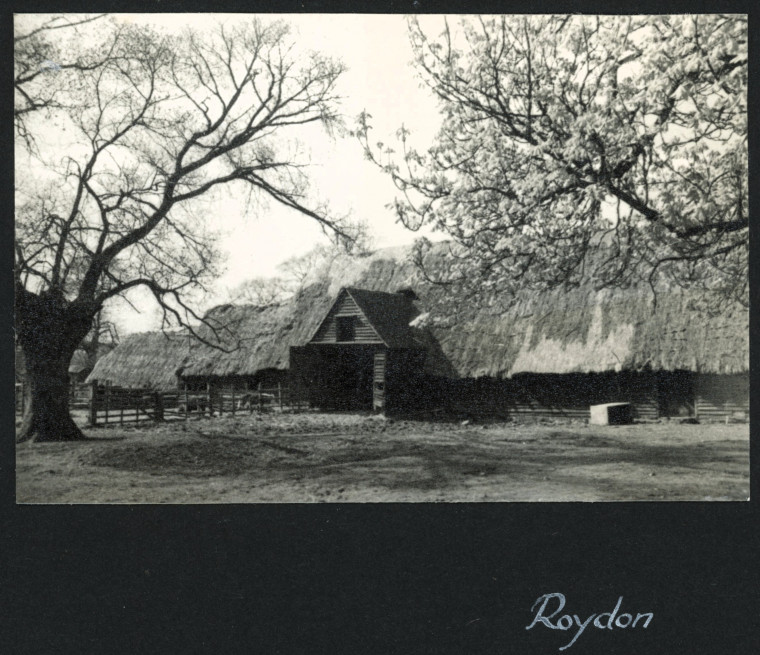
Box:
(384, 349), (426, 413)
(695, 373), (749, 422)
(438, 373), (747, 422)
(311, 293), (382, 344)
(420, 373), (661, 421)
(625, 374), (660, 421)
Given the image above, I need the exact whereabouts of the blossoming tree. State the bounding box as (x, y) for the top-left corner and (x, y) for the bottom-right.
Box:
(358, 15), (747, 306)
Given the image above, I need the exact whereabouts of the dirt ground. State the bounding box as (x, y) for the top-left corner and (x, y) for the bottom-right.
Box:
(15, 412), (749, 503)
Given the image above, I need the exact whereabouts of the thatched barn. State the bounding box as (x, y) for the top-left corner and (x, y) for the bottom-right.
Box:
(68, 349), (94, 383)
(289, 287), (432, 412)
(87, 305), (294, 394)
(176, 303), (292, 392)
(88, 242), (748, 421)
(281, 243), (747, 421)
(86, 331), (194, 390)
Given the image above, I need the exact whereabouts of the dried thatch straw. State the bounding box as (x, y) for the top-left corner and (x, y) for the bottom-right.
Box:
(68, 349), (91, 375)
(438, 283), (748, 377)
(91, 241), (749, 386)
(86, 331), (194, 390)
(178, 302), (303, 378)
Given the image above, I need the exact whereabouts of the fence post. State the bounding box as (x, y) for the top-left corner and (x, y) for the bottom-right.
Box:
(219, 386), (224, 418)
(154, 392), (164, 422)
(206, 382), (212, 418)
(278, 382), (282, 412)
(88, 380), (98, 426)
(104, 381), (110, 426)
(231, 387), (236, 417)
(184, 383), (189, 421)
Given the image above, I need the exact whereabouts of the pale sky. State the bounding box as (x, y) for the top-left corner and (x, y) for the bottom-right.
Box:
(105, 13), (449, 334)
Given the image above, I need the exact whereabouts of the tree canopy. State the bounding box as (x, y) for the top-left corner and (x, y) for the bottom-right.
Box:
(358, 15), (748, 306)
(15, 15), (352, 338)
(14, 15), (352, 440)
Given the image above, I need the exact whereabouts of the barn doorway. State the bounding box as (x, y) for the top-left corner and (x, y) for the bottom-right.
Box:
(656, 370), (696, 418)
(327, 347), (375, 410)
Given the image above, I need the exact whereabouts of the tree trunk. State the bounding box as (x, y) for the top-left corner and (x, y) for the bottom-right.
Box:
(17, 352), (83, 442)
(16, 290), (94, 443)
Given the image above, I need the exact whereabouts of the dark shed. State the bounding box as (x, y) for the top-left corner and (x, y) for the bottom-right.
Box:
(290, 287), (427, 412)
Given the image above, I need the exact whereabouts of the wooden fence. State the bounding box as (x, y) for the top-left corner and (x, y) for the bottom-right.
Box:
(15, 381), (92, 415)
(70, 382), (91, 408)
(87, 381), (310, 427)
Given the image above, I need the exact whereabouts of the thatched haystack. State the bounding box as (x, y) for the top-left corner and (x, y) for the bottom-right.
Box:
(86, 331), (194, 390)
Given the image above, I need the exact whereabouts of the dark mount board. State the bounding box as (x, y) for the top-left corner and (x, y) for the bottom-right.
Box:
(2, 1), (757, 654)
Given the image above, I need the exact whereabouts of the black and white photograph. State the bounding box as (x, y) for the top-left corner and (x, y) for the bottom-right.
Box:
(14, 12), (749, 503)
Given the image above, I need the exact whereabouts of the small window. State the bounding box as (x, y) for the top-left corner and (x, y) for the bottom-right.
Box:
(336, 316), (355, 342)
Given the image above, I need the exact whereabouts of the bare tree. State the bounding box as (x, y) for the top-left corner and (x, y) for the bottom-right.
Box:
(79, 309), (120, 373)
(278, 244), (338, 287)
(227, 233), (374, 307)
(15, 16), (351, 441)
(14, 14), (112, 150)
(227, 276), (291, 307)
(358, 15), (747, 307)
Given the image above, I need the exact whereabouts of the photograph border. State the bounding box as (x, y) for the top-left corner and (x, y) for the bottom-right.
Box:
(3, 0), (757, 652)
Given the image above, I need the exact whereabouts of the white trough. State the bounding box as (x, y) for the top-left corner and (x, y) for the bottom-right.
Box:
(589, 402), (633, 426)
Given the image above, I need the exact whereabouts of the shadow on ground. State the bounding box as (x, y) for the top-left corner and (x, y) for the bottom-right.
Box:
(82, 428), (749, 499)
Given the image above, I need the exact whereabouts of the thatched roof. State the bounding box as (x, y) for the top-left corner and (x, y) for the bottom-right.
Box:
(68, 349), (91, 375)
(91, 241), (749, 384)
(194, 242), (748, 377)
(437, 284), (748, 377)
(177, 303), (299, 378)
(86, 331), (193, 390)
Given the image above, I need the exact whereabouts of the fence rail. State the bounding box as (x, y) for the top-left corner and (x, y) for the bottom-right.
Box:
(87, 381), (310, 427)
(70, 383), (91, 408)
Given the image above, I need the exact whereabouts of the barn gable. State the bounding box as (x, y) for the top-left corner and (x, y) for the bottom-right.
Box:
(347, 288), (421, 348)
(308, 287), (420, 347)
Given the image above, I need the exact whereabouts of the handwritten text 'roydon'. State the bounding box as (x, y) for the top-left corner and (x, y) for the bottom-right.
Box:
(525, 592), (653, 651)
